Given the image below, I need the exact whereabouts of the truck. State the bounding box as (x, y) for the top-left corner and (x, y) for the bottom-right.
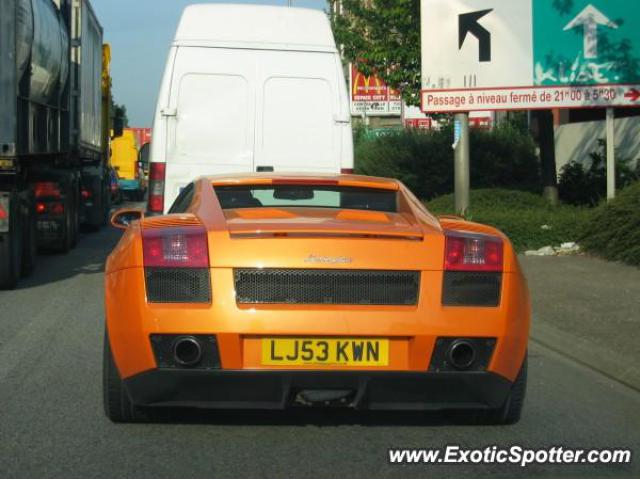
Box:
(0, 0), (116, 288)
(148, 4), (353, 213)
(111, 129), (146, 201)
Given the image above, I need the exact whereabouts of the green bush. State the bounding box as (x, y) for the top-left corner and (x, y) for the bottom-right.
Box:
(427, 189), (590, 252)
(579, 182), (640, 266)
(355, 124), (540, 200)
(558, 139), (639, 206)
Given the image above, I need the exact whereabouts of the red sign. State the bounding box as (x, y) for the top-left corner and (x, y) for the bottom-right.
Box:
(127, 127), (152, 149)
(422, 84), (640, 113)
(405, 118), (433, 129)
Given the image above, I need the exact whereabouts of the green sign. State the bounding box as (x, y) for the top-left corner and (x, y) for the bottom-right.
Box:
(534, 0), (640, 86)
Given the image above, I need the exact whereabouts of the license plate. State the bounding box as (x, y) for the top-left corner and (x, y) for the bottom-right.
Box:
(261, 338), (389, 366)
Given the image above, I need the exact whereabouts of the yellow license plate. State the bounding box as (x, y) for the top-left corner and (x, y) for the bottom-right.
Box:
(261, 338), (389, 366)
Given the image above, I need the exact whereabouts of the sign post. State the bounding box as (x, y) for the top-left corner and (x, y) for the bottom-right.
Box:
(606, 108), (616, 200)
(453, 113), (470, 215)
(421, 0), (640, 202)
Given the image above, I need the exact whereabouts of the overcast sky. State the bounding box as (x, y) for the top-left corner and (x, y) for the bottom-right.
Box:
(92, 0), (328, 127)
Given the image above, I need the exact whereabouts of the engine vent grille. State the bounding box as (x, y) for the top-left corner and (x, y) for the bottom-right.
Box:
(234, 269), (420, 305)
(442, 271), (501, 306)
(145, 268), (211, 303)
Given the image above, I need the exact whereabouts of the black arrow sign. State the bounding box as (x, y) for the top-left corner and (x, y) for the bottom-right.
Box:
(459, 9), (493, 62)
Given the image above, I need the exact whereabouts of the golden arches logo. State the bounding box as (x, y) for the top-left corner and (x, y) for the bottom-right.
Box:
(352, 69), (385, 97)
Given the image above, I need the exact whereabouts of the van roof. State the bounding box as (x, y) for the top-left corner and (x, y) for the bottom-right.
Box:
(174, 4), (337, 52)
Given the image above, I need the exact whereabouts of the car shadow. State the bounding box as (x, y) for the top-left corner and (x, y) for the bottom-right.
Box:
(154, 407), (485, 427)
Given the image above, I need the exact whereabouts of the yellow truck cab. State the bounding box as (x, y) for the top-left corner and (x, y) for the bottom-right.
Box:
(111, 130), (146, 201)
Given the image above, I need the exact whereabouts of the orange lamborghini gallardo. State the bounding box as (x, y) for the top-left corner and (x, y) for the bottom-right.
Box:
(104, 174), (530, 423)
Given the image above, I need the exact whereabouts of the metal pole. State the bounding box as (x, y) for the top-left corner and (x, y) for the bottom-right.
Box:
(454, 113), (470, 215)
(606, 107), (616, 201)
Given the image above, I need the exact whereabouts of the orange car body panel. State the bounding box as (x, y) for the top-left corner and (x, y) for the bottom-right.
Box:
(105, 175), (530, 384)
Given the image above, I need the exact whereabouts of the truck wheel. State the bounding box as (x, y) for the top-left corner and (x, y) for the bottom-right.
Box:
(103, 330), (151, 423)
(21, 201), (37, 277)
(0, 196), (24, 289)
(70, 192), (79, 248)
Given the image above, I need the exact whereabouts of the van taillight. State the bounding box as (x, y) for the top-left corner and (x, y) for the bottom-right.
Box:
(341, 168), (354, 174)
(142, 226), (209, 268)
(444, 232), (503, 272)
(147, 162), (166, 213)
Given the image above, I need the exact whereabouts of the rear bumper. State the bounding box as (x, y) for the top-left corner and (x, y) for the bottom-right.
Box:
(124, 369), (512, 411)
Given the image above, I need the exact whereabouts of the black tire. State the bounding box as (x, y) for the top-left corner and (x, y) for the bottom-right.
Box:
(102, 185), (111, 227)
(103, 330), (152, 423)
(70, 191), (79, 248)
(21, 200), (37, 277)
(0, 196), (23, 289)
(488, 353), (528, 425)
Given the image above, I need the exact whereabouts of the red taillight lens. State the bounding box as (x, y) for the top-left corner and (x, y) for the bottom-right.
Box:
(34, 182), (61, 199)
(444, 232), (503, 272)
(81, 188), (92, 200)
(142, 226), (209, 268)
(341, 168), (354, 174)
(36, 202), (46, 214)
(50, 202), (65, 215)
(147, 162), (166, 213)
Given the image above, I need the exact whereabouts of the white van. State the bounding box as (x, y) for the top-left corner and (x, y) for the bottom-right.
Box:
(147, 4), (354, 213)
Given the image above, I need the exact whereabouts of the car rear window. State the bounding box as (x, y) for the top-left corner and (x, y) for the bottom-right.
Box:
(213, 185), (398, 212)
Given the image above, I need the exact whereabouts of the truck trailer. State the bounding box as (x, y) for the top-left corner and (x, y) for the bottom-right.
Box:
(0, 0), (114, 288)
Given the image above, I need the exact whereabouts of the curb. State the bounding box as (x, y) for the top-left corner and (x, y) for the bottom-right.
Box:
(530, 319), (640, 392)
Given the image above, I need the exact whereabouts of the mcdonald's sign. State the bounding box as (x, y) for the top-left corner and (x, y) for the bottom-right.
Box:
(349, 64), (402, 116)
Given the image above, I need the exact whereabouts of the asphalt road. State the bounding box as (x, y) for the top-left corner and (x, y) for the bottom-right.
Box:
(0, 222), (638, 478)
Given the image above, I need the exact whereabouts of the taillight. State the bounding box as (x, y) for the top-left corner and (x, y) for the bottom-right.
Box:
(444, 232), (503, 272)
(341, 168), (354, 174)
(36, 201), (65, 215)
(34, 182), (62, 199)
(142, 226), (208, 268)
(0, 195), (9, 233)
(81, 188), (92, 200)
(147, 162), (166, 213)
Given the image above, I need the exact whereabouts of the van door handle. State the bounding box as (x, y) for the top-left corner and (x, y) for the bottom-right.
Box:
(161, 107), (177, 117)
(333, 113), (351, 124)
(256, 166), (274, 172)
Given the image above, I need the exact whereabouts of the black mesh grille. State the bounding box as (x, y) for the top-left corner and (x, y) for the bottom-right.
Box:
(145, 268), (211, 303)
(234, 269), (420, 305)
(442, 271), (501, 306)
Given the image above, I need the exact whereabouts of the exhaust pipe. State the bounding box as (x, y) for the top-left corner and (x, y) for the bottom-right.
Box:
(173, 336), (203, 367)
(447, 340), (476, 370)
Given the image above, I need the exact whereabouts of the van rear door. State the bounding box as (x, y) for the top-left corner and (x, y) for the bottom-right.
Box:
(165, 47), (256, 202)
(254, 51), (342, 173)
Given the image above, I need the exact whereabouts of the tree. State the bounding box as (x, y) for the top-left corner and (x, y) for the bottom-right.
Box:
(330, 0), (421, 105)
(111, 99), (129, 128)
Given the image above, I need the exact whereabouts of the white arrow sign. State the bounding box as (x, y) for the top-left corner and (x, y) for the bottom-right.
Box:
(563, 4), (618, 60)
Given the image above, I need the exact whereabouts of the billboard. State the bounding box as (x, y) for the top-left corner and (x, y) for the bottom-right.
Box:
(350, 64), (402, 116)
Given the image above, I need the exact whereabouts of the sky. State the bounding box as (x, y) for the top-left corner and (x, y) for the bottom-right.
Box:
(92, 0), (328, 127)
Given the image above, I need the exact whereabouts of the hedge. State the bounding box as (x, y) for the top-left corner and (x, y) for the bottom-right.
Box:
(427, 189), (590, 252)
(355, 124), (540, 200)
(579, 182), (640, 266)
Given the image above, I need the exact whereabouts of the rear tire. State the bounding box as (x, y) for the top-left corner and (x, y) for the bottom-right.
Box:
(0, 195), (23, 289)
(103, 330), (152, 423)
(21, 200), (37, 277)
(486, 354), (528, 425)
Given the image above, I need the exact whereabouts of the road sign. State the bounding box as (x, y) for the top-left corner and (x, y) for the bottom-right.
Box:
(421, 0), (640, 112)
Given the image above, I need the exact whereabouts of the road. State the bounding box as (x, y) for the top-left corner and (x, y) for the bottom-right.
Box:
(0, 221), (638, 479)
